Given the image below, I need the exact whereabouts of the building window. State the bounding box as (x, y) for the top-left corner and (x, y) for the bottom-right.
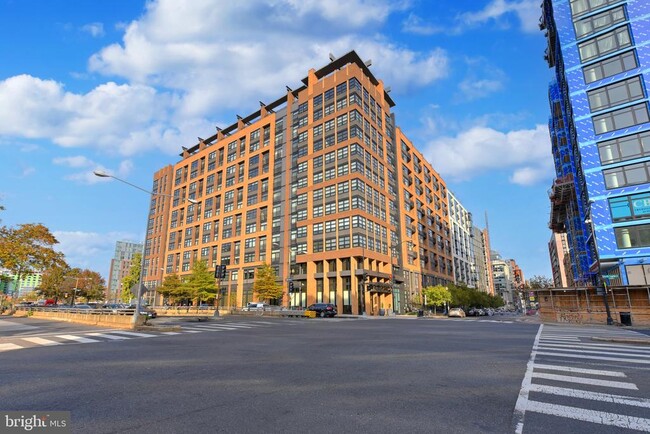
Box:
(570, 0), (622, 18)
(598, 130), (650, 165)
(578, 26), (632, 63)
(615, 223), (650, 248)
(588, 76), (644, 112)
(574, 5), (626, 40)
(593, 103), (649, 135)
(603, 161), (650, 189)
(583, 50), (638, 85)
(610, 192), (650, 222)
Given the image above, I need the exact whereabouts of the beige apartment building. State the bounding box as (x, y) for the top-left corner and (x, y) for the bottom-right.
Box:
(142, 51), (454, 314)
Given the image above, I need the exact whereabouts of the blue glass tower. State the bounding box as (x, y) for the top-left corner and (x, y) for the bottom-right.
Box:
(544, 0), (650, 286)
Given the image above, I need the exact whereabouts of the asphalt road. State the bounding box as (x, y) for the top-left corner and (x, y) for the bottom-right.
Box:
(1, 315), (648, 433)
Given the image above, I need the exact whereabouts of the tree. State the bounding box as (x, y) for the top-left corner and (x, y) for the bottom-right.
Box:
(120, 253), (142, 303)
(253, 263), (283, 303)
(527, 275), (554, 289)
(38, 264), (71, 302)
(185, 260), (217, 305)
(74, 269), (106, 302)
(0, 223), (66, 297)
(423, 285), (452, 315)
(157, 273), (183, 304)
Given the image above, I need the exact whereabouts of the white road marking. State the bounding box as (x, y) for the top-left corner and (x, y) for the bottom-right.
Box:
(538, 342), (650, 354)
(182, 330), (202, 333)
(537, 345), (650, 359)
(215, 324), (253, 328)
(531, 372), (638, 390)
(513, 324), (544, 434)
(56, 335), (99, 344)
(86, 333), (129, 340)
(160, 332), (181, 335)
(110, 331), (157, 338)
(0, 343), (23, 352)
(530, 384), (650, 408)
(533, 363), (626, 378)
(536, 351), (650, 364)
(22, 337), (62, 346)
(526, 400), (650, 431)
(187, 325), (236, 330)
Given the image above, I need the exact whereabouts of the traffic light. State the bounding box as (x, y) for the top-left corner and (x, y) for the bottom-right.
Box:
(288, 280), (294, 293)
(215, 264), (227, 279)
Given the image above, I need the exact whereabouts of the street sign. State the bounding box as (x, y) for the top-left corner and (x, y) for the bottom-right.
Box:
(602, 274), (618, 279)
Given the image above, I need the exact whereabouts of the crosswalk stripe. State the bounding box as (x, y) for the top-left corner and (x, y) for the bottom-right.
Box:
(160, 332), (181, 335)
(215, 324), (253, 328)
(110, 331), (157, 338)
(538, 342), (650, 354)
(22, 337), (62, 346)
(531, 372), (638, 390)
(533, 363), (626, 377)
(187, 325), (236, 330)
(0, 343), (23, 352)
(182, 330), (202, 333)
(536, 351), (650, 364)
(56, 335), (99, 344)
(526, 400), (650, 431)
(530, 384), (650, 408)
(537, 345), (650, 358)
(86, 333), (129, 340)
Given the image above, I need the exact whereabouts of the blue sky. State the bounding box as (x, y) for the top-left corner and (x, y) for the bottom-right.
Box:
(0, 0), (554, 282)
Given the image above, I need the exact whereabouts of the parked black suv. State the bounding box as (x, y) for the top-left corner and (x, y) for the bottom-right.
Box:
(306, 303), (337, 318)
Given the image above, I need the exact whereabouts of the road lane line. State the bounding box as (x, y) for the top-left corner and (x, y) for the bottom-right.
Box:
(109, 331), (157, 338)
(531, 372), (638, 390)
(0, 343), (23, 352)
(512, 324), (544, 434)
(22, 337), (62, 346)
(526, 400), (650, 431)
(56, 335), (99, 344)
(529, 384), (650, 408)
(535, 351), (650, 364)
(533, 363), (626, 377)
(86, 333), (129, 340)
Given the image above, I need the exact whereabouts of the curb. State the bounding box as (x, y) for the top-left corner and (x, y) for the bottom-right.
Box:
(591, 336), (650, 346)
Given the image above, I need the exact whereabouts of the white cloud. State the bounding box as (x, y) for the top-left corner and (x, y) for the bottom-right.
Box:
(54, 230), (139, 275)
(458, 0), (541, 33)
(510, 164), (553, 186)
(457, 58), (506, 101)
(422, 124), (553, 185)
(0, 74), (208, 155)
(88, 0), (448, 117)
(53, 155), (134, 184)
(402, 13), (445, 35)
(81, 22), (105, 38)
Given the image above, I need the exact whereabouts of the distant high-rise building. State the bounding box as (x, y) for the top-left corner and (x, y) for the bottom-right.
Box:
(107, 241), (143, 301)
(543, 0), (650, 286)
(491, 251), (514, 306)
(145, 51), (456, 314)
(471, 226), (493, 294)
(0, 269), (42, 298)
(549, 233), (570, 287)
(448, 191), (475, 287)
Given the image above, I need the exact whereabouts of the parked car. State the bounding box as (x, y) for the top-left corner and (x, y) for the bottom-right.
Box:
(242, 302), (269, 311)
(125, 304), (157, 318)
(448, 308), (466, 318)
(306, 303), (337, 318)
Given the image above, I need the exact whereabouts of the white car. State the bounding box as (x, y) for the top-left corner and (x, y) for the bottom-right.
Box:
(448, 308), (466, 318)
(242, 302), (269, 311)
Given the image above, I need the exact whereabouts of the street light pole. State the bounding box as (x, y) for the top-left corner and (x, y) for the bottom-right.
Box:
(585, 201), (613, 325)
(94, 170), (197, 328)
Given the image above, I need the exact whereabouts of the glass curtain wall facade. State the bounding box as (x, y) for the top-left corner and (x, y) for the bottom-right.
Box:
(544, 0), (650, 286)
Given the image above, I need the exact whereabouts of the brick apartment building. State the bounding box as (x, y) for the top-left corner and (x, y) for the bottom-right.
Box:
(142, 51), (454, 314)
